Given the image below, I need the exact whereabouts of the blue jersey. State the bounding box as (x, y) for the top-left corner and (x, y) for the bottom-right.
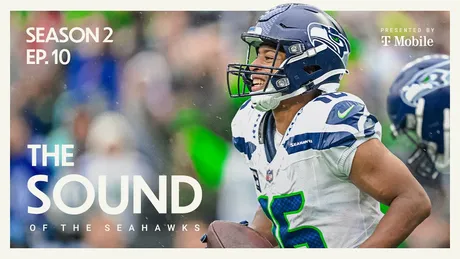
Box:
(231, 92), (384, 248)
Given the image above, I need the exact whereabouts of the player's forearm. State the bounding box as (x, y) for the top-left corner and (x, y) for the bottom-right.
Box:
(359, 191), (431, 248)
(250, 206), (278, 247)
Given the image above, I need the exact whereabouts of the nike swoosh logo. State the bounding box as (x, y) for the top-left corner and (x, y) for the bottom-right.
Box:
(338, 105), (355, 119)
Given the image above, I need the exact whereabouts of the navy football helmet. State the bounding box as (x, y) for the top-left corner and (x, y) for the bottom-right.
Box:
(387, 54), (450, 180)
(227, 3), (351, 111)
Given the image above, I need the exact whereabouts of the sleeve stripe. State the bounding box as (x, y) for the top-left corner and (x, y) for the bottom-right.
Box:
(233, 137), (257, 160)
(283, 132), (357, 155)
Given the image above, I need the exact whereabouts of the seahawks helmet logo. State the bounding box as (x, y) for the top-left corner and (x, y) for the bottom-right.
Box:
(416, 68), (450, 87)
(308, 23), (350, 62)
(401, 68), (450, 107)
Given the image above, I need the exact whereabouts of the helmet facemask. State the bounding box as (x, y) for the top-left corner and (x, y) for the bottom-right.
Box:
(402, 128), (440, 180)
(227, 34), (297, 97)
(227, 33), (329, 111)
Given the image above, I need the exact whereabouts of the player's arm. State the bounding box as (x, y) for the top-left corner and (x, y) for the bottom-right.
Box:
(349, 138), (431, 248)
(230, 106), (278, 247)
(250, 205), (278, 247)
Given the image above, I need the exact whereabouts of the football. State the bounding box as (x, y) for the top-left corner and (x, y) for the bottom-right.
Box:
(201, 220), (274, 248)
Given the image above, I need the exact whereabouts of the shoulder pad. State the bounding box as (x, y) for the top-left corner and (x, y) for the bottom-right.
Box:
(283, 92), (380, 154)
(292, 92), (367, 132)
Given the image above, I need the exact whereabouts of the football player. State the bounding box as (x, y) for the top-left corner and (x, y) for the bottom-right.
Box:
(387, 54), (450, 247)
(387, 54), (450, 181)
(225, 3), (431, 248)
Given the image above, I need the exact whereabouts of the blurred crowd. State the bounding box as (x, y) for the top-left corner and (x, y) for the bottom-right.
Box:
(10, 10), (450, 248)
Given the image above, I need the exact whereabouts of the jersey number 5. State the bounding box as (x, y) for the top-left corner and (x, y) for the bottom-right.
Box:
(258, 192), (328, 248)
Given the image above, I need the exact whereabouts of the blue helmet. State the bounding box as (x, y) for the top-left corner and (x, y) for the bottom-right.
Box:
(387, 54), (450, 180)
(227, 3), (351, 111)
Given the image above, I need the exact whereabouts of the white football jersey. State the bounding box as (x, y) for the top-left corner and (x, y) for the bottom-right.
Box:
(231, 92), (384, 248)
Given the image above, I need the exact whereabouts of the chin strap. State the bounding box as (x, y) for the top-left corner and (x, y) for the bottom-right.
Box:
(251, 86), (308, 112)
(251, 95), (281, 112)
(275, 86), (309, 103)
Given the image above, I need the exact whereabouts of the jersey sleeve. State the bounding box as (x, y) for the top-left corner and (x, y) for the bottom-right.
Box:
(320, 97), (382, 179)
(230, 99), (258, 161)
(230, 100), (248, 150)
